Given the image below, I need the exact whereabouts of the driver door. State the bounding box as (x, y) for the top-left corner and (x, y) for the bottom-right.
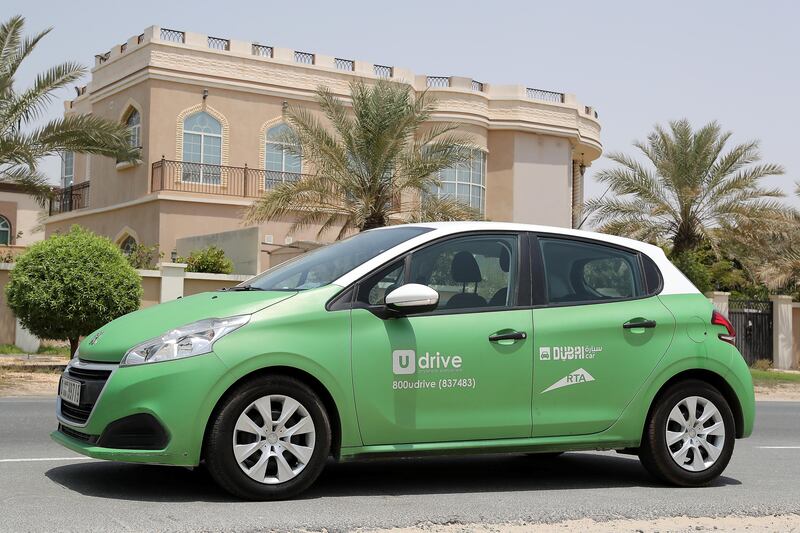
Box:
(350, 233), (534, 446)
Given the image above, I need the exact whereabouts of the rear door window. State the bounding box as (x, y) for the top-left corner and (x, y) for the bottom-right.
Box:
(538, 237), (644, 305)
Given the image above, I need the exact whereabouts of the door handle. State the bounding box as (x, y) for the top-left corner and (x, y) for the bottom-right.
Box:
(623, 319), (657, 329)
(488, 331), (527, 342)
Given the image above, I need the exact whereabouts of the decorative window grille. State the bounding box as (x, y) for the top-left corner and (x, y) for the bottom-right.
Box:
(471, 80), (484, 92)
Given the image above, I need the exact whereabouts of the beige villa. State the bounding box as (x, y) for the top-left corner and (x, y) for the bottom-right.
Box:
(45, 25), (603, 272)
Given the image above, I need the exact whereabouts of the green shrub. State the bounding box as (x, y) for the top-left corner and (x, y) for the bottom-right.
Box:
(671, 250), (712, 293)
(124, 242), (162, 270)
(180, 246), (233, 274)
(5, 226), (142, 356)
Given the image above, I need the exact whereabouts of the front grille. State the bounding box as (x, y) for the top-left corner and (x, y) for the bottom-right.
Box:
(66, 366), (112, 381)
(59, 361), (115, 425)
(58, 423), (98, 444)
(60, 402), (94, 424)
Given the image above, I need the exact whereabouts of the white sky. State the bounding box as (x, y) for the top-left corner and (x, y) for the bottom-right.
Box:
(6, 0), (799, 206)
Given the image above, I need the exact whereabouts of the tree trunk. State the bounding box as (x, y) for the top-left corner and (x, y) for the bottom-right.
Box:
(362, 214), (388, 231)
(69, 338), (80, 358)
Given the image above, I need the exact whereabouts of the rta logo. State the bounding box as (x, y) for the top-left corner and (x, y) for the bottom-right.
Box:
(392, 350), (416, 375)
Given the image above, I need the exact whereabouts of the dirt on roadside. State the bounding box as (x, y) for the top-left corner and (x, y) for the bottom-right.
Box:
(364, 514), (800, 533)
(0, 369), (60, 396)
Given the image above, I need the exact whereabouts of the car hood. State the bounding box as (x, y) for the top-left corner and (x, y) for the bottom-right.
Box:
(77, 290), (297, 363)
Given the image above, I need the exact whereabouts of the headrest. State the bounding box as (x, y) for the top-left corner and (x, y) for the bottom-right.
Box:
(451, 251), (482, 283)
(499, 247), (510, 273)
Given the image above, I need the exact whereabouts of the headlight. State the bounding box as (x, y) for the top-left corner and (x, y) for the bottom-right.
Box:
(121, 315), (251, 366)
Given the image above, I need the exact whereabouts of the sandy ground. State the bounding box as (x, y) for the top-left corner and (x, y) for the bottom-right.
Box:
(754, 383), (800, 401)
(0, 370), (60, 396)
(365, 514), (800, 532)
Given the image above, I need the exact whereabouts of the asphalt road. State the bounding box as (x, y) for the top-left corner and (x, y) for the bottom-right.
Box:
(0, 397), (798, 532)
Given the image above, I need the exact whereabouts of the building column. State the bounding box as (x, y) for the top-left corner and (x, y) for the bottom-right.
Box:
(159, 262), (188, 303)
(769, 295), (794, 370)
(705, 291), (730, 316)
(571, 160), (585, 229)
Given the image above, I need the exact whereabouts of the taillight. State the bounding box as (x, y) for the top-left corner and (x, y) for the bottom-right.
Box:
(711, 310), (736, 345)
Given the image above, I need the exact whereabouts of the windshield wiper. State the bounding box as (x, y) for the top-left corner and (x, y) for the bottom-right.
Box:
(220, 285), (265, 292)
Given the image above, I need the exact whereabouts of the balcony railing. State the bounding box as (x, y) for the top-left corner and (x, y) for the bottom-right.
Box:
(427, 76), (450, 88)
(252, 44), (273, 58)
(160, 28), (185, 43)
(526, 88), (565, 103)
(49, 181), (90, 216)
(151, 160), (305, 198)
(374, 64), (393, 78)
(207, 36), (230, 51)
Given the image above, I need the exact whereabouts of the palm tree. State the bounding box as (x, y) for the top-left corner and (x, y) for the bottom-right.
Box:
(245, 80), (479, 239)
(746, 182), (800, 291)
(584, 119), (790, 255)
(0, 15), (139, 201)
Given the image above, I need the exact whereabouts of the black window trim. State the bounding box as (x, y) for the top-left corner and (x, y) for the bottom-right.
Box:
(326, 230), (531, 317)
(531, 231), (662, 309)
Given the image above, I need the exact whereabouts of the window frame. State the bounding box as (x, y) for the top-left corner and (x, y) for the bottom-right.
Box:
(182, 111), (223, 184)
(530, 232), (661, 308)
(265, 123), (302, 178)
(0, 215), (11, 246)
(125, 108), (141, 150)
(427, 149), (486, 214)
(328, 231), (531, 316)
(62, 151), (74, 187)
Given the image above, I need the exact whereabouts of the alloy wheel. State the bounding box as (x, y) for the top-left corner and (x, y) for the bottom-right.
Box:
(232, 394), (316, 484)
(665, 395), (726, 472)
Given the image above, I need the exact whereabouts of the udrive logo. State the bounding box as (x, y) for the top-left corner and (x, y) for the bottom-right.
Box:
(392, 350), (462, 375)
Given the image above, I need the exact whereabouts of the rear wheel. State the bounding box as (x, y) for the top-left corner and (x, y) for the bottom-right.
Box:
(639, 380), (734, 486)
(205, 375), (331, 500)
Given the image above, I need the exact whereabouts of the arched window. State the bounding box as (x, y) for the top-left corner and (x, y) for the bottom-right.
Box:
(182, 111), (222, 184)
(119, 235), (137, 255)
(0, 216), (10, 245)
(429, 150), (486, 214)
(125, 108), (141, 149)
(265, 124), (301, 187)
(62, 151), (74, 187)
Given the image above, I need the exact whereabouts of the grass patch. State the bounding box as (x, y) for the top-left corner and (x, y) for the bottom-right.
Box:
(36, 344), (71, 357)
(0, 344), (25, 355)
(750, 369), (800, 386)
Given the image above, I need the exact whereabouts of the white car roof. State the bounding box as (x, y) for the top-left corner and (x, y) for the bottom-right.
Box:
(333, 222), (698, 296)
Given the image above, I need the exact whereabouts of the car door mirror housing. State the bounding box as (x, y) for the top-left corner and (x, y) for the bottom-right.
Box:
(385, 284), (439, 315)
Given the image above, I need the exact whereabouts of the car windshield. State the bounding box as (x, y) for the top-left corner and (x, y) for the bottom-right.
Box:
(244, 226), (432, 291)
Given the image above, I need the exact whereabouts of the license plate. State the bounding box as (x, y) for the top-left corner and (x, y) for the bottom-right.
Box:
(59, 377), (81, 406)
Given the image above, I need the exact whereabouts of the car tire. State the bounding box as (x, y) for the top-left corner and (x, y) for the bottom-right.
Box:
(205, 375), (331, 500)
(639, 379), (735, 487)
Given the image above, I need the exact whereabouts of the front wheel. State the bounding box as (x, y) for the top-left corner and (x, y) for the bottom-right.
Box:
(639, 380), (735, 486)
(205, 375), (331, 500)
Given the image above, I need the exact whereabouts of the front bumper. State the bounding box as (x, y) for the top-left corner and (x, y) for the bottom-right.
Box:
(52, 353), (229, 466)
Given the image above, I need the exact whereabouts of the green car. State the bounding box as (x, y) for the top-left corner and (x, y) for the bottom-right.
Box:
(53, 222), (754, 500)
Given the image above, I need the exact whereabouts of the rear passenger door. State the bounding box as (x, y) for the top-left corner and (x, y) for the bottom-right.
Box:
(531, 235), (675, 437)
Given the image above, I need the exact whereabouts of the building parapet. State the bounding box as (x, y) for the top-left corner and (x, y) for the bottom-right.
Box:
(78, 25), (599, 122)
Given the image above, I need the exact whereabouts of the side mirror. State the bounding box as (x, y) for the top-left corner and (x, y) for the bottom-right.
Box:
(385, 284), (439, 315)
